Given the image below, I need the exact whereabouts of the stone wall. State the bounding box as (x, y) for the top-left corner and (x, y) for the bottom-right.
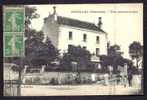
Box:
(22, 72), (104, 85)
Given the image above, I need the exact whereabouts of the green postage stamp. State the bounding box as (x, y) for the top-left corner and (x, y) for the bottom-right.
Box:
(4, 7), (25, 32)
(4, 34), (24, 57)
(3, 7), (25, 57)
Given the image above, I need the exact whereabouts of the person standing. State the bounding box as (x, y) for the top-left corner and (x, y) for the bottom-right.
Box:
(127, 66), (133, 86)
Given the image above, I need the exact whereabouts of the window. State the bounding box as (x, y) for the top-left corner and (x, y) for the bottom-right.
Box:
(69, 31), (73, 40)
(83, 34), (87, 42)
(96, 48), (100, 56)
(96, 36), (100, 44)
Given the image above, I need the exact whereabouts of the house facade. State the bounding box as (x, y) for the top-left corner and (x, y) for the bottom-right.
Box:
(42, 6), (108, 57)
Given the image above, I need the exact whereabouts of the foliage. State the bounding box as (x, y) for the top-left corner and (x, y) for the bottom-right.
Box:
(44, 37), (59, 63)
(60, 45), (92, 71)
(129, 41), (143, 68)
(100, 44), (129, 73)
(24, 32), (59, 66)
(129, 41), (143, 59)
(108, 44), (122, 56)
(25, 6), (40, 38)
(60, 53), (72, 70)
(25, 6), (39, 26)
(100, 55), (126, 73)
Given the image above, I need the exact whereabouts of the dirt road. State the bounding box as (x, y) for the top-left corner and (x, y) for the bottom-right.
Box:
(21, 84), (142, 96)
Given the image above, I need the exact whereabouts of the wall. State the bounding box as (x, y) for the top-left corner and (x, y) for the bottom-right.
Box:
(58, 25), (107, 55)
(22, 72), (105, 84)
(99, 32), (108, 55)
(42, 15), (60, 48)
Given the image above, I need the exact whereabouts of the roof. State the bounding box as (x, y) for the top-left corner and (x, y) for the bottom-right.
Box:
(57, 16), (106, 33)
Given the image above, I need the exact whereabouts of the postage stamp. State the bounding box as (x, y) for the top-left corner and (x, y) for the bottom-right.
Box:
(4, 34), (24, 57)
(3, 7), (25, 32)
(3, 7), (25, 57)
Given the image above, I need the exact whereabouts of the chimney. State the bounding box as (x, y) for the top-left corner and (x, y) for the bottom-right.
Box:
(53, 6), (56, 15)
(98, 17), (102, 29)
(53, 6), (57, 21)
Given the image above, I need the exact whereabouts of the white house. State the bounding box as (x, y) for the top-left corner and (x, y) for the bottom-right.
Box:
(42, 6), (108, 57)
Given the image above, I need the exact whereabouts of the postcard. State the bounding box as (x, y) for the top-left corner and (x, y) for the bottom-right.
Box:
(3, 4), (143, 96)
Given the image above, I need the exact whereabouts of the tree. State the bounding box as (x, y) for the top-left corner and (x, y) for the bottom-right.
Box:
(60, 45), (92, 71)
(129, 41), (143, 69)
(100, 44), (126, 73)
(45, 37), (59, 63)
(24, 31), (59, 66)
(100, 54), (126, 73)
(108, 44), (122, 56)
(25, 6), (39, 29)
(60, 53), (73, 71)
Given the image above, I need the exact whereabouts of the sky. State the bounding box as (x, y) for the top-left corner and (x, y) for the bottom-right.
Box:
(29, 3), (143, 59)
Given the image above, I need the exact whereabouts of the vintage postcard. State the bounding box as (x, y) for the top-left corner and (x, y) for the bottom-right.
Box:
(3, 4), (143, 96)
